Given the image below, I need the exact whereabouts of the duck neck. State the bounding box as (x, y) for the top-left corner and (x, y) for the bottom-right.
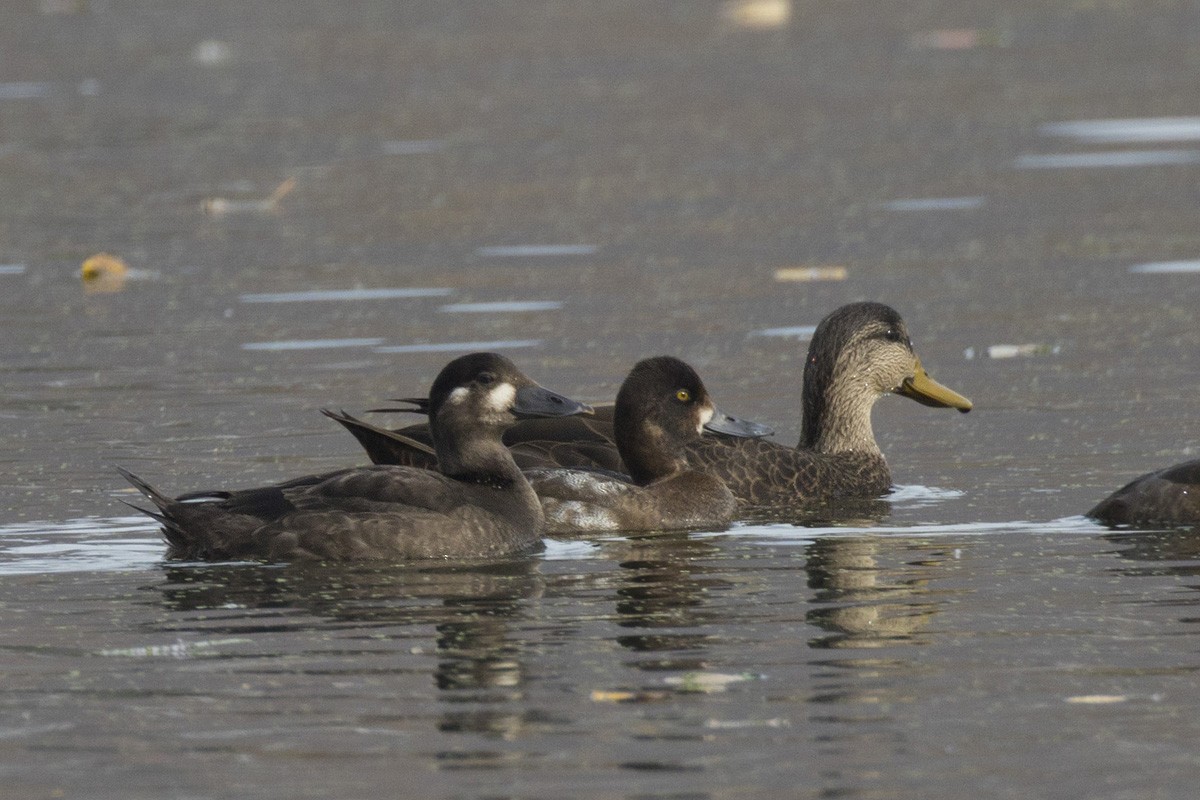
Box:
(433, 425), (525, 489)
(799, 370), (883, 456)
(616, 420), (687, 486)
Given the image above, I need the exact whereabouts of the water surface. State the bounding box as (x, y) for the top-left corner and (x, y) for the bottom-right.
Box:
(2, 1), (1199, 797)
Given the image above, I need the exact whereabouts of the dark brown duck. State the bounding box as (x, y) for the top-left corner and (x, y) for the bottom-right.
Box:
(524, 356), (766, 533)
(330, 302), (973, 508)
(119, 353), (591, 561)
(1087, 459), (1200, 527)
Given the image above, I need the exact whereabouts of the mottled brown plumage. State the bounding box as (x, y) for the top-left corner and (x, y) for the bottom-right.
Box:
(1087, 459), (1200, 527)
(119, 353), (591, 562)
(333, 302), (972, 509)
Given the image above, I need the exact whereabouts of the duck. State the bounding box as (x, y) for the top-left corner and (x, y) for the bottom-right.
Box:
(119, 352), (592, 561)
(1086, 459), (1200, 527)
(522, 356), (768, 533)
(329, 302), (973, 508)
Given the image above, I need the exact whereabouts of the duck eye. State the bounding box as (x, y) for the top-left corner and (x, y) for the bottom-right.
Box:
(477, 371), (496, 386)
(882, 328), (903, 343)
(675, 389), (691, 402)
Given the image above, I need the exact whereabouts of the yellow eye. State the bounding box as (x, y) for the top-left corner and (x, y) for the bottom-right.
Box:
(675, 389), (691, 402)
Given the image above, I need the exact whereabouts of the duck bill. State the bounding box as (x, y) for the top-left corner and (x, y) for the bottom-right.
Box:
(895, 358), (973, 413)
(703, 407), (775, 438)
(512, 385), (594, 419)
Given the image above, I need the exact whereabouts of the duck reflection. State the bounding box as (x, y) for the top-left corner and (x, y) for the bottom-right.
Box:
(804, 535), (947, 649)
(596, 531), (730, 670)
(1104, 527), (1200, 576)
(151, 559), (543, 740)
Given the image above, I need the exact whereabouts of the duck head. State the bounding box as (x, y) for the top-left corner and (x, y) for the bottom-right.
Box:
(800, 302), (972, 454)
(615, 355), (765, 484)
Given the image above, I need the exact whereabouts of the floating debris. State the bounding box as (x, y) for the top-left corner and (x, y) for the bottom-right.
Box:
(381, 140), (444, 155)
(1014, 150), (1200, 169)
(964, 343), (1061, 360)
(882, 196), (986, 212)
(1041, 117), (1200, 144)
(80, 252), (130, 294)
(374, 339), (542, 354)
(439, 301), (562, 313)
(774, 265), (847, 282)
(192, 40), (232, 66)
(240, 287), (451, 304)
(1064, 694), (1128, 705)
(590, 689), (671, 704)
(663, 672), (762, 693)
(752, 325), (817, 339)
(242, 338), (385, 352)
(81, 253), (128, 282)
(1129, 260), (1200, 274)
(722, 0), (791, 29)
(704, 717), (790, 730)
(910, 29), (979, 50)
(204, 176), (296, 215)
(475, 244), (598, 258)
(0, 264), (26, 275)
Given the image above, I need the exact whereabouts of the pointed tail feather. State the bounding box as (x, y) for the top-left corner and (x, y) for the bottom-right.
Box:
(115, 466), (172, 510)
(321, 408), (438, 466)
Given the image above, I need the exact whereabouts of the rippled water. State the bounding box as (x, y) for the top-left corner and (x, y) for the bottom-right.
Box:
(3, 1), (1200, 798)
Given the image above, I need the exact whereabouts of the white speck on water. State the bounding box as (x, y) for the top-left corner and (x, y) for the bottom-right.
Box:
(986, 343), (1061, 359)
(239, 288), (452, 303)
(0, 264), (27, 275)
(193, 40), (232, 66)
(1014, 150), (1200, 169)
(77, 78), (101, 96)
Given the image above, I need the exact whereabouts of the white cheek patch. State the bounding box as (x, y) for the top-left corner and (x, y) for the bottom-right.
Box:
(697, 405), (714, 434)
(485, 382), (517, 413)
(448, 387), (469, 405)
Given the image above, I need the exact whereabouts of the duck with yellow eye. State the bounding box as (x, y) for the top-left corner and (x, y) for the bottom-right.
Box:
(327, 302), (971, 511)
(522, 356), (767, 533)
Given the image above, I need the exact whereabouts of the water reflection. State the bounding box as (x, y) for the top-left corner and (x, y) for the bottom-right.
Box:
(805, 536), (944, 649)
(605, 532), (729, 668)
(1105, 528), (1200, 576)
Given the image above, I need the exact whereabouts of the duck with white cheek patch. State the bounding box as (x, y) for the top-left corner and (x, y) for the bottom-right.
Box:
(117, 353), (592, 562)
(325, 302), (972, 510)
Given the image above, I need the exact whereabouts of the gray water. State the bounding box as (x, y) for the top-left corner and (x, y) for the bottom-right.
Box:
(3, 2), (1200, 798)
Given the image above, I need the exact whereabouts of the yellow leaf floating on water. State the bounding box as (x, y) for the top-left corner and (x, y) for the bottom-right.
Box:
(81, 252), (129, 294)
(81, 252), (127, 281)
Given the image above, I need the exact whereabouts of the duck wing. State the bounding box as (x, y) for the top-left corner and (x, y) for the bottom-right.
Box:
(682, 437), (891, 506)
